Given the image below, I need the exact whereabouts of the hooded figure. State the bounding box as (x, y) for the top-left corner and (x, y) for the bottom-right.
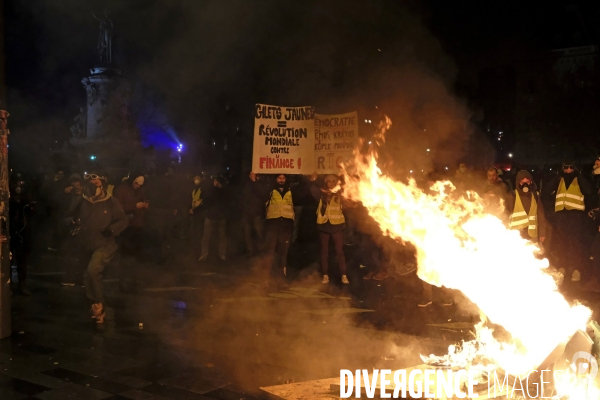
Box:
(507, 170), (547, 243)
(114, 171), (148, 228)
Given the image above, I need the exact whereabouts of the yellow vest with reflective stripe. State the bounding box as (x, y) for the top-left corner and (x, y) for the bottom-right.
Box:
(266, 189), (294, 220)
(316, 196), (345, 225)
(509, 191), (538, 238)
(555, 177), (585, 211)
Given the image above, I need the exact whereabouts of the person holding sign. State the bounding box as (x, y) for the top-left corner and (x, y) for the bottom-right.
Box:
(310, 173), (349, 285)
(253, 173), (306, 283)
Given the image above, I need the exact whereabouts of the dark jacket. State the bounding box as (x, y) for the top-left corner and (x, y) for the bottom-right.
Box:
(9, 195), (34, 247)
(204, 184), (229, 220)
(242, 179), (267, 217)
(542, 171), (593, 210)
(114, 181), (147, 227)
(69, 194), (129, 251)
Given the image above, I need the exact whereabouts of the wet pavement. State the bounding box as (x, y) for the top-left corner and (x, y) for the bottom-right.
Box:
(2, 239), (600, 399)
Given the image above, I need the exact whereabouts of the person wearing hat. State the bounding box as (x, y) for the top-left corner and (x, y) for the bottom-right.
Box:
(542, 161), (593, 283)
(310, 173), (349, 284)
(67, 172), (128, 323)
(198, 174), (229, 262)
(507, 170), (547, 243)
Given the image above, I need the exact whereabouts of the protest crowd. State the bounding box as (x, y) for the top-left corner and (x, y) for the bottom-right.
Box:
(9, 152), (600, 323)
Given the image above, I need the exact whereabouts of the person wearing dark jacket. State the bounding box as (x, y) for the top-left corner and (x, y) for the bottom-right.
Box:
(482, 167), (510, 215)
(542, 161), (593, 283)
(114, 172), (149, 279)
(9, 178), (36, 295)
(289, 175), (309, 243)
(199, 175), (228, 261)
(507, 170), (547, 243)
(114, 172), (148, 229)
(189, 174), (206, 240)
(68, 172), (128, 323)
(310, 173), (349, 284)
(241, 172), (265, 255)
(253, 173), (305, 282)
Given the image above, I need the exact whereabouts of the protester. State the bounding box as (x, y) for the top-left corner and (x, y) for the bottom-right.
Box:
(289, 175), (309, 243)
(189, 174), (206, 243)
(591, 157), (600, 191)
(453, 162), (473, 191)
(68, 172), (128, 323)
(310, 173), (349, 284)
(254, 173), (305, 284)
(199, 174), (228, 262)
(542, 161), (593, 283)
(114, 172), (149, 290)
(507, 170), (547, 243)
(9, 176), (35, 295)
(482, 166), (510, 215)
(45, 168), (67, 251)
(60, 174), (86, 286)
(241, 172), (265, 256)
(114, 172), (149, 253)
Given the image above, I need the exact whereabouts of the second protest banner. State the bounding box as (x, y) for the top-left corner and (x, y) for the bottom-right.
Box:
(314, 111), (359, 174)
(252, 103), (315, 174)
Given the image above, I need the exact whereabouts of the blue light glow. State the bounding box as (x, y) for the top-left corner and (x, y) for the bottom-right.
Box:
(138, 123), (182, 153)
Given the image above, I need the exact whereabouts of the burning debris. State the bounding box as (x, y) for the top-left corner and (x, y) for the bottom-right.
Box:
(340, 116), (598, 398)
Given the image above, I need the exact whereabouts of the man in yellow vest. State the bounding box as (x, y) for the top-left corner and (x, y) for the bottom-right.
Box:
(310, 173), (349, 284)
(188, 174), (206, 246)
(542, 160), (592, 284)
(508, 170), (547, 243)
(254, 173), (305, 285)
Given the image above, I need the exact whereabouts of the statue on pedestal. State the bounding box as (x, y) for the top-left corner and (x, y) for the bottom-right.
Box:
(70, 107), (87, 139)
(93, 11), (113, 64)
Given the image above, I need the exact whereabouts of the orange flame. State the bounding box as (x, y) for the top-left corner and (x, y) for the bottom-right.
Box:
(343, 117), (591, 376)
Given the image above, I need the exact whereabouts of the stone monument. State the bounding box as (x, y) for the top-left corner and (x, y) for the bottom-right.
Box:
(69, 13), (139, 169)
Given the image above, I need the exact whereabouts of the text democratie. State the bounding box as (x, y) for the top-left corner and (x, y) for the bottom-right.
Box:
(340, 368), (579, 398)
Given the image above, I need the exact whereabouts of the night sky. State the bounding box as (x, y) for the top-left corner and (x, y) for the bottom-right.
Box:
(4, 0), (600, 170)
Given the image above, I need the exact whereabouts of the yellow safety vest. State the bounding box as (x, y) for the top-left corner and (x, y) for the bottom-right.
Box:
(555, 177), (585, 211)
(266, 189), (294, 220)
(192, 188), (202, 207)
(509, 191), (538, 238)
(316, 195), (345, 225)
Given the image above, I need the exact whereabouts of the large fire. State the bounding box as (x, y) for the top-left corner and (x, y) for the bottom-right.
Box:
(342, 118), (594, 394)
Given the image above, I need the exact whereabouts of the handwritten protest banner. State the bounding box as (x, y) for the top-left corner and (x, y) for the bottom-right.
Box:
(252, 104), (315, 174)
(314, 111), (359, 174)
